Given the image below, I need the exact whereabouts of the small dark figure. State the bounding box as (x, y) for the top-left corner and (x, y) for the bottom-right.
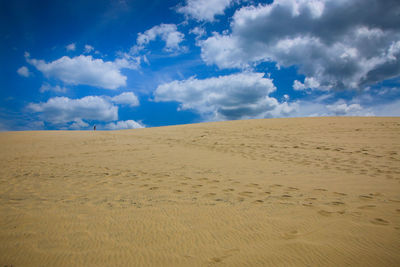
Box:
(94, 125), (96, 131)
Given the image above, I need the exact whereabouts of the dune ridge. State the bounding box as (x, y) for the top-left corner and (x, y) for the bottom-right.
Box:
(0, 117), (399, 266)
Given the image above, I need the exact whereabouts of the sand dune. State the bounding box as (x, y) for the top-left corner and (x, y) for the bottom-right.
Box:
(0, 117), (399, 266)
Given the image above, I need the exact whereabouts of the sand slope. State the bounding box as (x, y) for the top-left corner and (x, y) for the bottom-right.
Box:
(0, 117), (399, 266)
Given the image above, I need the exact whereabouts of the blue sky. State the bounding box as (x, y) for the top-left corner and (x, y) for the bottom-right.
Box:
(1, 0), (400, 130)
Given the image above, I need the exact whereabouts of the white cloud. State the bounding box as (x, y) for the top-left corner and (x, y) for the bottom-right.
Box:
(200, 0), (400, 90)
(134, 24), (185, 53)
(200, 33), (244, 68)
(39, 83), (67, 93)
(111, 92), (139, 107)
(66, 43), (76, 51)
(177, 0), (233, 22)
(27, 55), (127, 90)
(293, 80), (306, 91)
(283, 94), (290, 101)
(69, 119), (89, 130)
(290, 99), (375, 117)
(293, 77), (330, 91)
(326, 102), (372, 116)
(190, 26), (207, 40)
(84, 44), (94, 53)
(17, 66), (31, 77)
(114, 53), (141, 70)
(154, 72), (296, 120)
(27, 92), (142, 128)
(27, 96), (118, 124)
(104, 120), (144, 130)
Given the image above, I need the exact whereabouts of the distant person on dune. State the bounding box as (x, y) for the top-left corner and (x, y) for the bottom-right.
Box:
(94, 125), (96, 131)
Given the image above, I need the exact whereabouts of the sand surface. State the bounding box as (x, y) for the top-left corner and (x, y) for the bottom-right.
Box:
(0, 117), (399, 266)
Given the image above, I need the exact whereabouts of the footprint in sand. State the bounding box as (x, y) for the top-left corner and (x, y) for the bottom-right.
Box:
(174, 189), (183, 193)
(305, 197), (317, 201)
(210, 257), (222, 263)
(318, 210), (334, 216)
(333, 192), (347, 196)
(236, 197), (245, 202)
(358, 205), (376, 209)
(246, 183), (260, 188)
(270, 184), (283, 188)
(327, 201), (345, 206)
(208, 249), (240, 263)
(371, 218), (389, 225)
(282, 230), (299, 240)
(204, 192), (216, 197)
(359, 195), (374, 200)
(287, 187), (299, 191)
(239, 191), (254, 197)
(223, 188), (235, 192)
(253, 199), (264, 204)
(314, 188), (327, 192)
(370, 192), (383, 197)
(149, 187), (159, 190)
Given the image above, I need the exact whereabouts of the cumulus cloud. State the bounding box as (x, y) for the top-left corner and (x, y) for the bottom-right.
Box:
(289, 99), (375, 117)
(27, 96), (118, 124)
(111, 92), (139, 107)
(190, 26), (207, 40)
(104, 120), (144, 130)
(69, 119), (89, 130)
(326, 102), (369, 116)
(154, 72), (296, 120)
(27, 55), (127, 89)
(84, 44), (94, 53)
(39, 83), (67, 93)
(177, 0), (233, 21)
(134, 24), (185, 53)
(27, 92), (141, 128)
(17, 66), (31, 77)
(113, 53), (141, 70)
(66, 43), (76, 51)
(200, 0), (400, 90)
(283, 94), (290, 101)
(293, 77), (331, 91)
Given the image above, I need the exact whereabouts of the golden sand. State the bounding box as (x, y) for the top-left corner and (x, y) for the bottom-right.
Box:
(0, 117), (399, 266)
